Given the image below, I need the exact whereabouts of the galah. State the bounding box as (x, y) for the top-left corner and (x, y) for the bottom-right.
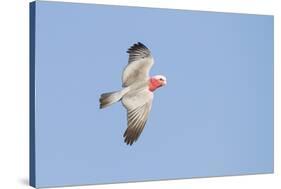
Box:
(99, 42), (167, 145)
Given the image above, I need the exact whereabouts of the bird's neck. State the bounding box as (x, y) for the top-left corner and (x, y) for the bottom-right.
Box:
(148, 78), (162, 92)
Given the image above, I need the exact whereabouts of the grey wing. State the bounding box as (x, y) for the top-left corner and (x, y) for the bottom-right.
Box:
(122, 42), (154, 87)
(123, 100), (152, 145)
(122, 88), (153, 145)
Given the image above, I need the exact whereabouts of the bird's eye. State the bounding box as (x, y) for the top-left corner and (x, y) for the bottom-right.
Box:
(159, 78), (164, 81)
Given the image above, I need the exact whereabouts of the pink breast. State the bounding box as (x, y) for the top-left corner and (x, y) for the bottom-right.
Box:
(149, 78), (161, 92)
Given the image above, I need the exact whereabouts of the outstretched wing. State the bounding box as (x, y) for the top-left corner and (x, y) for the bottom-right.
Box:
(122, 89), (153, 145)
(122, 42), (154, 87)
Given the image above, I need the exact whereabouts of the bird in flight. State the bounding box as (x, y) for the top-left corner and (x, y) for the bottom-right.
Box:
(99, 42), (167, 145)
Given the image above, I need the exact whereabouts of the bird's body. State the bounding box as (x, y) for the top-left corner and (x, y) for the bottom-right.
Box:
(99, 42), (166, 145)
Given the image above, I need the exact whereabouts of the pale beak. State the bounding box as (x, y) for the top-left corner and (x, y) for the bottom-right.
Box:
(162, 80), (167, 86)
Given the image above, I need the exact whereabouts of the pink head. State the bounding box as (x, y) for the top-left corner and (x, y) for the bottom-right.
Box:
(148, 75), (167, 92)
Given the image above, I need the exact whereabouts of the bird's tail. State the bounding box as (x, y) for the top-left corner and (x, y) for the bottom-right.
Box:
(99, 89), (127, 109)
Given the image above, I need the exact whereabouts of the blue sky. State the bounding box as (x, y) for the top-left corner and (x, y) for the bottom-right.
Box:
(33, 1), (273, 187)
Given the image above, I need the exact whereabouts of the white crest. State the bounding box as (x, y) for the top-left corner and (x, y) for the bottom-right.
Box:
(153, 75), (167, 85)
